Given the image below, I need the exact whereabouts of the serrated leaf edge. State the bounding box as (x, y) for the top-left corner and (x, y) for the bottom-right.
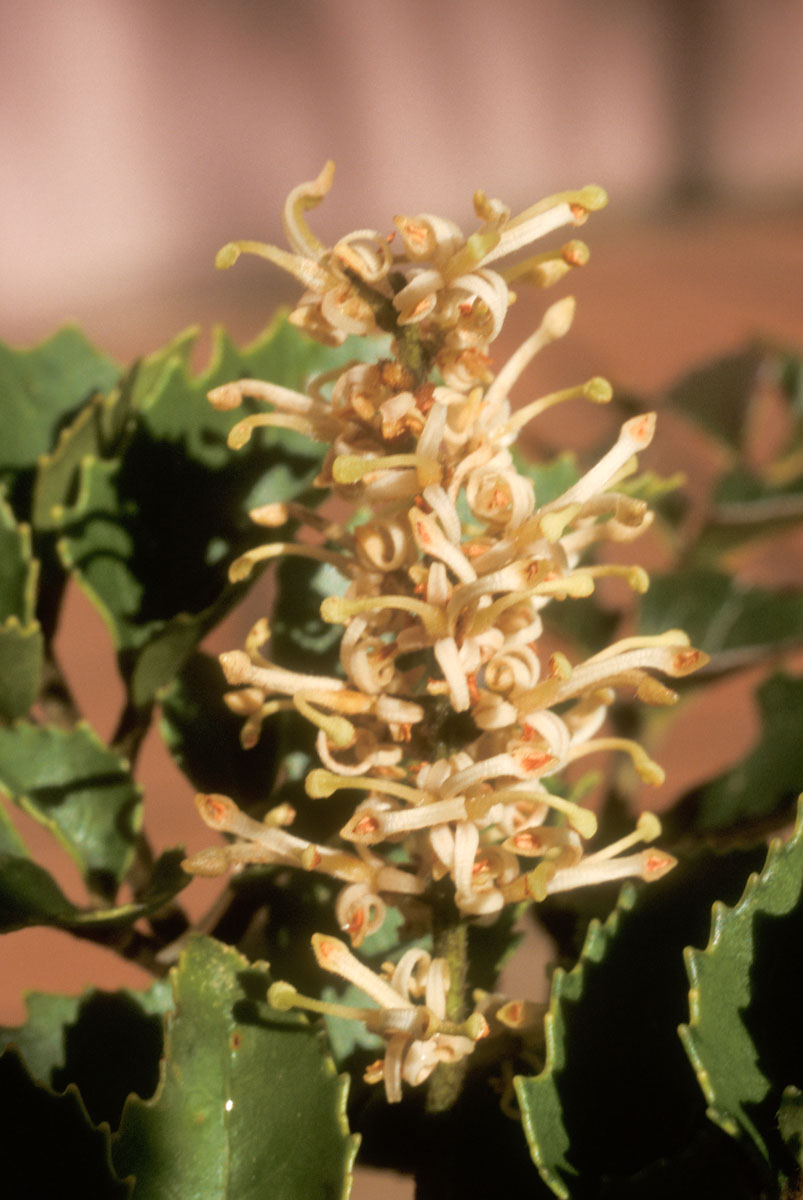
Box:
(0, 1044), (122, 1186)
(679, 795), (803, 1148)
(0, 490), (40, 625)
(0, 718), (143, 887)
(514, 885), (638, 1198)
(114, 935), (359, 1200)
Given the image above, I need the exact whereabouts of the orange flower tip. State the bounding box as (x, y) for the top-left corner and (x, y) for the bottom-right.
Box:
(499, 1000), (523, 1028)
(518, 750), (557, 774)
(268, 980), (299, 1012)
(364, 1059), (385, 1085)
(413, 516), (432, 547)
(584, 376), (613, 404)
(636, 812), (662, 842)
(672, 647), (709, 675)
(305, 768), (339, 799)
(311, 932), (347, 968)
(624, 411), (657, 448)
(562, 239), (590, 267)
(512, 831), (544, 854)
(300, 845), (321, 870)
(548, 652), (572, 680)
(195, 792), (237, 829)
(208, 383), (243, 411)
(496, 998), (544, 1031)
(642, 850), (677, 881)
(345, 814), (381, 842)
(465, 1013), (490, 1041)
(346, 909), (365, 938)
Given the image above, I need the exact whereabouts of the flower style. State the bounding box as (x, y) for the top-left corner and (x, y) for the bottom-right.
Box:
(268, 934), (488, 1104)
(184, 163), (707, 1101)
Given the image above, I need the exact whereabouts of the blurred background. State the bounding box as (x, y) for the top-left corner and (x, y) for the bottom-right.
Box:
(2, 2), (802, 1195)
(3, 0), (802, 384)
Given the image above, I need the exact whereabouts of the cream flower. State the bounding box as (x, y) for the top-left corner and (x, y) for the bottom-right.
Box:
(185, 165), (708, 1103)
(268, 934), (488, 1103)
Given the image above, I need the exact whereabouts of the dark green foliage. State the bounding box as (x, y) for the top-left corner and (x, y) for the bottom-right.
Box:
(0, 1047), (128, 1198)
(113, 937), (357, 1199)
(0, 722), (142, 896)
(3, 320), (803, 1198)
(681, 800), (803, 1178)
(160, 651), (283, 808)
(517, 853), (769, 1198)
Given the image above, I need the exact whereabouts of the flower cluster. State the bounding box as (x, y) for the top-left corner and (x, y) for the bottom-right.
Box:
(184, 163), (706, 1102)
(268, 935), (488, 1104)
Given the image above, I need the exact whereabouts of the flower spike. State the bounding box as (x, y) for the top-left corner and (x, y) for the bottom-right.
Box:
(188, 164), (706, 1103)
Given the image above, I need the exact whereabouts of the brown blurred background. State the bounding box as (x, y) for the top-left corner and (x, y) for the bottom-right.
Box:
(2, 2), (802, 1195)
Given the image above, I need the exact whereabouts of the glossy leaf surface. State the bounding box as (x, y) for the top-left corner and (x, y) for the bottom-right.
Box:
(113, 935), (357, 1200)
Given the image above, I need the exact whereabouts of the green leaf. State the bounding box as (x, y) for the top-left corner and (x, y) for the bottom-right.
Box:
(129, 612), (212, 708)
(272, 555), (349, 673)
(0, 327), (119, 479)
(54, 315), (378, 705)
(0, 827), (188, 933)
(468, 900), (525, 990)
(0, 618), (44, 720)
(639, 568), (803, 666)
(51, 985), (172, 1129)
(113, 935), (357, 1200)
(0, 979), (172, 1121)
(665, 345), (766, 449)
(516, 848), (768, 1198)
(159, 651), (282, 807)
(0, 722), (142, 895)
(75, 847), (190, 929)
(0, 492), (44, 719)
(693, 469), (803, 563)
(0, 491), (38, 623)
(0, 1048), (127, 1198)
(0, 850), (80, 932)
(31, 375), (136, 532)
(664, 673), (803, 838)
(0, 991), (82, 1083)
(680, 797), (803, 1174)
(516, 893), (633, 1198)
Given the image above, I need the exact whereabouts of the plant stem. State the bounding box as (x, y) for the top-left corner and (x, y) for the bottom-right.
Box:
(111, 698), (153, 766)
(426, 911), (469, 1113)
(39, 649), (82, 729)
